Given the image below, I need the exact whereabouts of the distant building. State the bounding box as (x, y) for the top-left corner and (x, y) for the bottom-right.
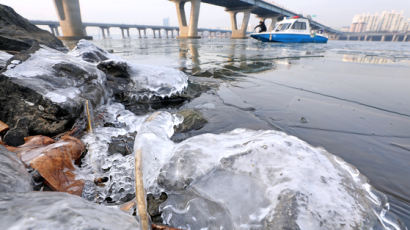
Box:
(163, 17), (170, 27)
(349, 10), (409, 33)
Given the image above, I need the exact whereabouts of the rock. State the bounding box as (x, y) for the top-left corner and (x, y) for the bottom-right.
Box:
(175, 109), (207, 133)
(147, 193), (168, 224)
(0, 192), (140, 230)
(133, 111), (405, 230)
(108, 134), (135, 156)
(10, 135), (86, 196)
(0, 145), (32, 192)
(0, 45), (108, 137)
(72, 40), (192, 113)
(70, 39), (114, 63)
(3, 128), (27, 146)
(0, 4), (66, 52)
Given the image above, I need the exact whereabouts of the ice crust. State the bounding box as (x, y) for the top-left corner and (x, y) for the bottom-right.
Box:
(0, 51), (12, 69)
(3, 46), (107, 108)
(77, 103), (148, 203)
(71, 40), (189, 99)
(133, 111), (403, 230)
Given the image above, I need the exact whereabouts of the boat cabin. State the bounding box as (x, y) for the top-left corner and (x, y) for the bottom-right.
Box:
(273, 17), (312, 34)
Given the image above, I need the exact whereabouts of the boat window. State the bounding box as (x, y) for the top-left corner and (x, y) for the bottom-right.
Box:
(275, 23), (291, 31)
(291, 21), (307, 30)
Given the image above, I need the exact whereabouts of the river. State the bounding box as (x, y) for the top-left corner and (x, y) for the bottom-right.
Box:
(92, 38), (410, 227)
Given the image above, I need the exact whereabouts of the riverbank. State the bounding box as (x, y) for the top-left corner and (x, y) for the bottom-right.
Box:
(0, 4), (409, 229)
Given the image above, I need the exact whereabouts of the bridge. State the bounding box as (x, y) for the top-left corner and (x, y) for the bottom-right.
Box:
(30, 20), (231, 39)
(50, 0), (340, 40)
(335, 32), (409, 42)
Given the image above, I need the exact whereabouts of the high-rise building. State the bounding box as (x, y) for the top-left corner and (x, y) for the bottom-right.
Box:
(163, 17), (170, 27)
(349, 10), (409, 33)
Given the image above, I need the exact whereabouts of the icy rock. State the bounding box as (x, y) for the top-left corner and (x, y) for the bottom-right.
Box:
(71, 40), (189, 108)
(0, 192), (139, 230)
(70, 39), (117, 63)
(0, 45), (108, 137)
(0, 50), (12, 70)
(0, 145), (32, 193)
(134, 112), (404, 230)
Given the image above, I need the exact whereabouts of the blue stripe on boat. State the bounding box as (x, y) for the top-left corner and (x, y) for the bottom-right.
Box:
(251, 33), (328, 43)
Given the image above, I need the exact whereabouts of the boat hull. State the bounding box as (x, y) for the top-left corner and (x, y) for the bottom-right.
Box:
(251, 33), (328, 43)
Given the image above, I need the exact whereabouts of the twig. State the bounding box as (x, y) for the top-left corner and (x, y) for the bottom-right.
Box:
(135, 148), (150, 230)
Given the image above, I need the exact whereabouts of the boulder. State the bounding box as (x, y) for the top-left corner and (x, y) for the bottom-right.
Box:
(0, 4), (66, 52)
(134, 111), (405, 230)
(10, 135), (85, 196)
(0, 45), (107, 143)
(0, 145), (32, 193)
(175, 109), (207, 133)
(0, 192), (140, 230)
(72, 40), (194, 113)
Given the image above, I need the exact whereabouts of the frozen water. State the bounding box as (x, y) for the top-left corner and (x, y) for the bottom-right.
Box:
(0, 51), (12, 69)
(124, 63), (188, 99)
(0, 192), (139, 230)
(77, 103), (182, 204)
(3, 46), (107, 109)
(134, 112), (404, 230)
(71, 40), (189, 99)
(77, 103), (147, 203)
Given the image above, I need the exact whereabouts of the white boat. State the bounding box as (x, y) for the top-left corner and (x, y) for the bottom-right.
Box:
(251, 16), (328, 43)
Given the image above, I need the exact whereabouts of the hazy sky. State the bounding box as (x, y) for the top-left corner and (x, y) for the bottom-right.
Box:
(1, 0), (409, 29)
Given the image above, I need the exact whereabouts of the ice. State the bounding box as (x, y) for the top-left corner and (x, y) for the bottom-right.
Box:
(134, 112), (404, 230)
(71, 40), (189, 99)
(125, 63), (188, 99)
(77, 103), (183, 204)
(69, 39), (119, 63)
(0, 51), (12, 69)
(77, 103), (147, 203)
(3, 46), (107, 108)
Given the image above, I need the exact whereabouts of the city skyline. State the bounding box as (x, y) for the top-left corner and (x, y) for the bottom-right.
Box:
(349, 10), (409, 33)
(0, 0), (409, 29)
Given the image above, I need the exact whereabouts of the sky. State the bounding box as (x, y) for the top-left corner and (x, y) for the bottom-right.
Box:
(0, 0), (409, 30)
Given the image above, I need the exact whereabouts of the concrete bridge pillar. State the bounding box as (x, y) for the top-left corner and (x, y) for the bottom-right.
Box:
(227, 9), (251, 39)
(121, 28), (126, 39)
(137, 29), (142, 38)
(381, 35), (386, 42)
(53, 0), (91, 40)
(404, 34), (408, 42)
(392, 34), (397, 42)
(49, 26), (60, 36)
(127, 29), (130, 38)
(106, 28), (111, 38)
(100, 27), (106, 39)
(171, 0), (201, 38)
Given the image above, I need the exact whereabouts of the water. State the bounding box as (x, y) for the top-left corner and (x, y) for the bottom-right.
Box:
(92, 38), (410, 227)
